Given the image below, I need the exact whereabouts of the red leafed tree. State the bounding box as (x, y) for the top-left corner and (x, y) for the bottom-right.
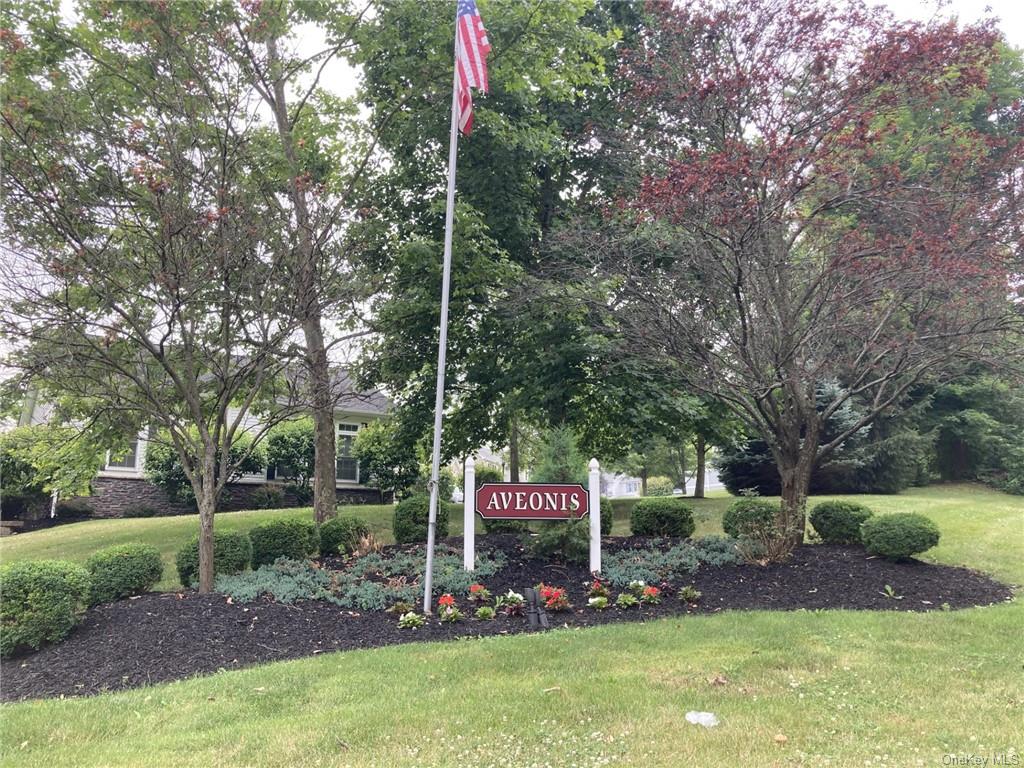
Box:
(592, 0), (1023, 551)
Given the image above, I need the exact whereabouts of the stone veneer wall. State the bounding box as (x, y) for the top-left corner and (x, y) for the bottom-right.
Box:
(71, 477), (384, 518)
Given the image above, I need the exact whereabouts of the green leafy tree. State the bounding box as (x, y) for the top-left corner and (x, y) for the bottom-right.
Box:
(351, 0), (665, 471)
(353, 418), (419, 501)
(265, 418), (316, 493)
(531, 426), (587, 485)
(1, 1), (299, 591)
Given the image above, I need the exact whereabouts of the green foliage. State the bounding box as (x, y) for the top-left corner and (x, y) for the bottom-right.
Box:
(249, 519), (320, 568)
(265, 418), (315, 490)
(175, 531), (252, 587)
(0, 424), (107, 498)
(861, 513), (941, 561)
(615, 593), (638, 609)
(249, 486), (285, 510)
(722, 498), (779, 539)
(397, 612), (425, 629)
(630, 497), (695, 537)
(123, 505), (158, 519)
(85, 543), (162, 605)
(600, 538), (739, 588)
(145, 437), (266, 507)
(531, 426), (586, 485)
(482, 518), (531, 534)
(678, 585), (702, 603)
(353, 418), (419, 498)
(393, 494), (449, 544)
(215, 558), (336, 605)
(530, 519), (590, 564)
(474, 606), (495, 620)
(0, 560), (91, 657)
(319, 515), (371, 556)
(474, 465), (503, 485)
(810, 501), (874, 545)
(598, 497), (613, 536)
(645, 476), (675, 496)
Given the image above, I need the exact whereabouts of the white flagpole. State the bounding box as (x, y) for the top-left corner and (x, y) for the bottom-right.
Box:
(422, 7), (462, 615)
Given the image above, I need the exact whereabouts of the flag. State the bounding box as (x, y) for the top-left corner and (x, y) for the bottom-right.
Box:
(455, 0), (490, 134)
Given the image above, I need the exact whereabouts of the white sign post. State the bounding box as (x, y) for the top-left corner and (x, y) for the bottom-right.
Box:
(464, 457), (476, 571)
(588, 458), (601, 574)
(462, 457), (603, 575)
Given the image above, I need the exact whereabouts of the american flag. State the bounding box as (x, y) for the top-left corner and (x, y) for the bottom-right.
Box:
(455, 0), (490, 134)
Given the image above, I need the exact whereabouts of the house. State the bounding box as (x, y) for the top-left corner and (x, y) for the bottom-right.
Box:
(17, 370), (390, 518)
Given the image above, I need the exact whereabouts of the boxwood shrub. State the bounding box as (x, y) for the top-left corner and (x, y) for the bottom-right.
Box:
(85, 543), (163, 605)
(320, 515), (371, 556)
(722, 498), (778, 539)
(630, 497), (695, 538)
(861, 513), (940, 560)
(393, 494), (449, 544)
(175, 530), (252, 587)
(1, 560), (91, 658)
(482, 517), (530, 534)
(809, 501), (874, 544)
(249, 519), (320, 567)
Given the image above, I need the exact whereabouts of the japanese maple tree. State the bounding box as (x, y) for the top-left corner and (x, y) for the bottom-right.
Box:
(587, 0), (1023, 550)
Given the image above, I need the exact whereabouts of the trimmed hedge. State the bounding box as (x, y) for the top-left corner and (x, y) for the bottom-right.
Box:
(1, 560), (91, 658)
(320, 515), (371, 556)
(85, 543), (163, 605)
(393, 494), (449, 544)
(722, 498), (778, 539)
(175, 530), (252, 587)
(482, 517), (530, 534)
(810, 501), (874, 544)
(630, 497), (695, 538)
(861, 513), (940, 560)
(249, 519), (320, 567)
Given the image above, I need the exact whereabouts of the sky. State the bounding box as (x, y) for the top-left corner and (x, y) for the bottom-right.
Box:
(882, 0), (1023, 46)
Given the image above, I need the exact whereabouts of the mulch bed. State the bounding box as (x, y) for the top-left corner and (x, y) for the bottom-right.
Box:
(1, 536), (1014, 703)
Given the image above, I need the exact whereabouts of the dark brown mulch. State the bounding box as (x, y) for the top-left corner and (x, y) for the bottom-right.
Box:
(1, 537), (1014, 703)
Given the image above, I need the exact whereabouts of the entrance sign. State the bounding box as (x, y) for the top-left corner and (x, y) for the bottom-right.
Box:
(476, 483), (589, 520)
(463, 457), (602, 574)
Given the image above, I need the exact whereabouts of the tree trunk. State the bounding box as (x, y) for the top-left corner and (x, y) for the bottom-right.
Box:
(196, 453), (217, 593)
(508, 413), (520, 482)
(305, 319), (337, 524)
(678, 446), (688, 495)
(694, 434), (706, 498)
(640, 467), (648, 497)
(778, 454), (813, 546)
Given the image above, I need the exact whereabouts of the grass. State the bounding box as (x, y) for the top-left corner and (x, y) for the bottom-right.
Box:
(1, 484), (1021, 767)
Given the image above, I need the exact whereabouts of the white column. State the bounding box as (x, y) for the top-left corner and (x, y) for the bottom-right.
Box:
(589, 458), (601, 574)
(464, 457), (476, 571)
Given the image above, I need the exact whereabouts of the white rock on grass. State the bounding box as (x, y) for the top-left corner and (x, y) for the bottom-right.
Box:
(685, 711), (720, 728)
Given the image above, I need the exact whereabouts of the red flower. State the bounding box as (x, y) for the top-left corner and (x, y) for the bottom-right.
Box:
(469, 584), (485, 593)
(643, 586), (660, 597)
(438, 594), (455, 608)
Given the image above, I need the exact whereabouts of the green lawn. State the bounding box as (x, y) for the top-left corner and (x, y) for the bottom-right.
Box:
(1, 484), (1021, 767)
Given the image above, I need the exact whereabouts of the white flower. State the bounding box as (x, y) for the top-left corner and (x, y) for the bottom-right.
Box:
(505, 590), (524, 602)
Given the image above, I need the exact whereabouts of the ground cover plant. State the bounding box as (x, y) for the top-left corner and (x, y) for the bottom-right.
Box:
(0, 485), (1019, 767)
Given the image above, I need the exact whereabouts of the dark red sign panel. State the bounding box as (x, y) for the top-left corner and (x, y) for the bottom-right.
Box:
(475, 483), (589, 520)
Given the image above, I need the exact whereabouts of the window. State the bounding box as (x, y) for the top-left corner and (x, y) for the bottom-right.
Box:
(106, 440), (139, 470)
(337, 423), (359, 483)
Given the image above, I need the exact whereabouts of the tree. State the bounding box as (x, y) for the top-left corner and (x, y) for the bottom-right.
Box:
(224, 2), (384, 524)
(353, 417), (419, 502)
(1, 2), (299, 590)
(265, 417), (316, 499)
(531, 426), (587, 485)
(568, 0), (1023, 552)
(351, 0), (662, 472)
